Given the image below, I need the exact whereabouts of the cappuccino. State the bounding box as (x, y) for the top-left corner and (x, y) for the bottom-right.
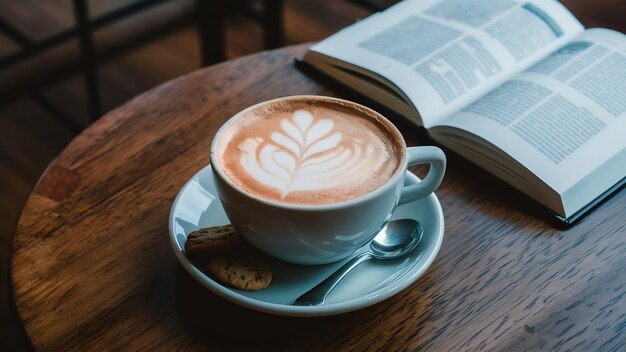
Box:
(214, 97), (404, 205)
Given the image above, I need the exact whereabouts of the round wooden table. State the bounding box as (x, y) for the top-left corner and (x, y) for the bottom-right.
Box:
(11, 44), (626, 351)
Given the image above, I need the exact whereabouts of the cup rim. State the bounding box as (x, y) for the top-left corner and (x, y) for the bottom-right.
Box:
(209, 95), (408, 211)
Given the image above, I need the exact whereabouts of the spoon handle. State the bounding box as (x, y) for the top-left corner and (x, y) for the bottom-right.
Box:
(294, 252), (373, 306)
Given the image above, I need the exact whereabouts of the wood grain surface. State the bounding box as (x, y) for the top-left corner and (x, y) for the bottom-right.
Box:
(11, 44), (626, 351)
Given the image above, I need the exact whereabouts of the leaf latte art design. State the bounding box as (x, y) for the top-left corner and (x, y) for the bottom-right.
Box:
(238, 110), (379, 199)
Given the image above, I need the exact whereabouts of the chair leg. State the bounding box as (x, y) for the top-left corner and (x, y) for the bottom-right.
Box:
(73, 0), (102, 122)
(195, 0), (226, 67)
(263, 0), (283, 49)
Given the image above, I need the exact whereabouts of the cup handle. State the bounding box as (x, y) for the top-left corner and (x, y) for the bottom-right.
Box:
(398, 146), (446, 206)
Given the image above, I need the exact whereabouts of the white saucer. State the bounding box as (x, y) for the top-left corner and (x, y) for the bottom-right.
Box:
(169, 165), (444, 317)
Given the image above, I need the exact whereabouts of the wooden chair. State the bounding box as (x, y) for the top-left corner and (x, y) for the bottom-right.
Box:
(0, 0), (285, 123)
(196, 0), (284, 66)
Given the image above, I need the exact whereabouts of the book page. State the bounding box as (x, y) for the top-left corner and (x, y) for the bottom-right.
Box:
(309, 0), (583, 127)
(439, 29), (626, 194)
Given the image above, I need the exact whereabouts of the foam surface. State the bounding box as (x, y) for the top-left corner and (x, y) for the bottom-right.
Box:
(215, 97), (404, 205)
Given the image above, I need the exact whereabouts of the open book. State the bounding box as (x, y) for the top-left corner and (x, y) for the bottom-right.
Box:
(300, 0), (626, 225)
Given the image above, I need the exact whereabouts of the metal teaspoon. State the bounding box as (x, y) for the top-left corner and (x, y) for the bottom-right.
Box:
(294, 219), (424, 306)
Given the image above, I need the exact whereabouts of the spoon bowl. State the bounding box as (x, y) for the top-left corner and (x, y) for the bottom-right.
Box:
(370, 219), (423, 258)
(294, 219), (423, 306)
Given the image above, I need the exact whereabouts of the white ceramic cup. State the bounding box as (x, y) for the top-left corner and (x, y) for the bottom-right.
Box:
(210, 96), (446, 265)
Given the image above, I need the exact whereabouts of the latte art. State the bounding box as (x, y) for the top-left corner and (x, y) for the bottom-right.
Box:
(239, 110), (384, 199)
(215, 97), (403, 205)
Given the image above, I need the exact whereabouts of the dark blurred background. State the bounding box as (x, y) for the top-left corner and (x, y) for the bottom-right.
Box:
(0, 0), (623, 350)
